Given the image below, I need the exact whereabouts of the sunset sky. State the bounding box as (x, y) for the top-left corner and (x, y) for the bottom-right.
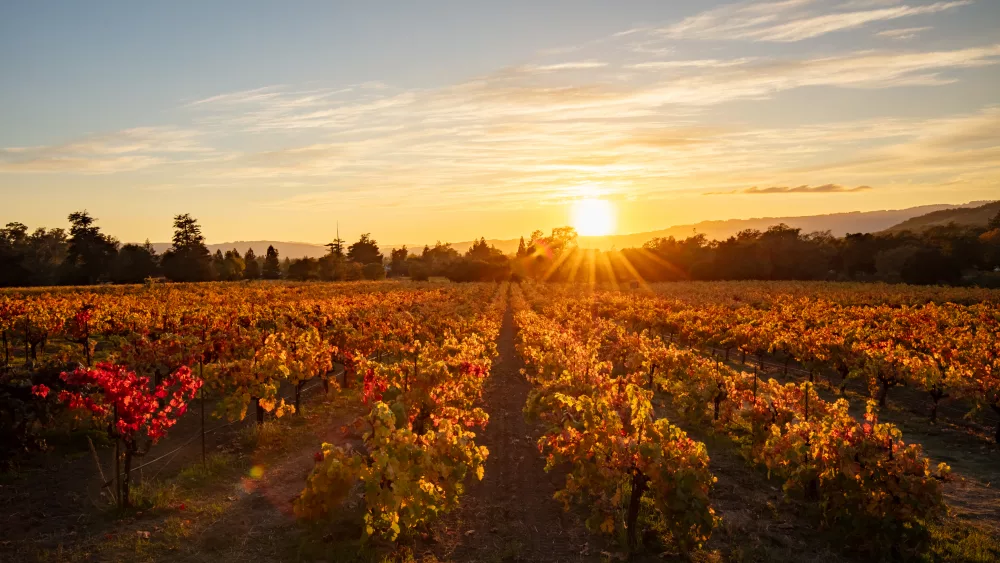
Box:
(2, 0), (998, 245)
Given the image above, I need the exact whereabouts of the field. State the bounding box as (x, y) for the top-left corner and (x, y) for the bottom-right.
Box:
(1, 280), (999, 562)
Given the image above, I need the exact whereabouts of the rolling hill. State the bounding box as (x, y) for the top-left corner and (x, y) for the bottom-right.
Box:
(882, 200), (1000, 233)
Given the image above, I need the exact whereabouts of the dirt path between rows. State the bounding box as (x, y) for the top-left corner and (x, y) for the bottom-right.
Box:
(427, 302), (604, 563)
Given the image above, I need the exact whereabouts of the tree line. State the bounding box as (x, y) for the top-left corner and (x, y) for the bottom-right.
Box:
(514, 215), (1000, 287)
(0, 213), (386, 286)
(2, 210), (999, 287)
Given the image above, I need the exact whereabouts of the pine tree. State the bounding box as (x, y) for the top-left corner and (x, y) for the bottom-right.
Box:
(243, 248), (260, 280)
(516, 236), (527, 257)
(262, 245), (281, 279)
(326, 236), (345, 258)
(326, 223), (346, 259)
(160, 214), (212, 282)
(61, 211), (119, 285)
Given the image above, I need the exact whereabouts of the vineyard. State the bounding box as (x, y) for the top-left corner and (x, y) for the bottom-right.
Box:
(0, 280), (998, 562)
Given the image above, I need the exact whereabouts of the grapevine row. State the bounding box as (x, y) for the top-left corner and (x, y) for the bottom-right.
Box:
(520, 284), (952, 556)
(582, 285), (1000, 441)
(511, 285), (718, 554)
(4, 282), (505, 541)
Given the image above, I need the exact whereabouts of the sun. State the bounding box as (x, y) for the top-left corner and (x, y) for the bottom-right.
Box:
(570, 198), (616, 236)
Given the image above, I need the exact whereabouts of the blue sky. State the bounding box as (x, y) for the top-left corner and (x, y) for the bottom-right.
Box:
(2, 0), (998, 244)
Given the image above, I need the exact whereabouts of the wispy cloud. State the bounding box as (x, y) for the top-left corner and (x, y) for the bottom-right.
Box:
(185, 86), (287, 107)
(708, 184), (874, 195)
(627, 58), (756, 70)
(876, 26), (932, 39)
(189, 45), (1000, 134)
(520, 61), (609, 72)
(0, 128), (217, 173)
(662, 0), (970, 42)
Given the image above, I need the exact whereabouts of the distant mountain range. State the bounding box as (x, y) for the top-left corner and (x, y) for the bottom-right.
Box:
(145, 201), (995, 259)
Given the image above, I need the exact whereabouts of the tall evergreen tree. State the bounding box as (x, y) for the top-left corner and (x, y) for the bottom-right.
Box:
(516, 236), (527, 257)
(161, 214), (213, 282)
(262, 245), (282, 279)
(61, 211), (119, 285)
(326, 236), (346, 259)
(244, 248), (260, 280)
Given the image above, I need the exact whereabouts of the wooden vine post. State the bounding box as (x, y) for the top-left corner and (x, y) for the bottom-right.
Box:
(200, 361), (206, 466)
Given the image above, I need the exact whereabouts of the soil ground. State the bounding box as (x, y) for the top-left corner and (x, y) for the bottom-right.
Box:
(423, 305), (604, 563)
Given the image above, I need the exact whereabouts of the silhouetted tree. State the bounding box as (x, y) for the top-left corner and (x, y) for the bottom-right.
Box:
(212, 249), (225, 278)
(901, 248), (962, 285)
(214, 248), (244, 281)
(0, 224), (68, 286)
(60, 211), (119, 285)
(348, 233), (383, 265)
(837, 233), (880, 278)
(316, 255), (338, 281)
(161, 214), (213, 282)
(25, 227), (69, 286)
(244, 248), (260, 280)
(0, 223), (33, 286)
(390, 246), (409, 277)
(326, 235), (346, 259)
(112, 242), (159, 284)
(288, 258), (320, 280)
(262, 245), (281, 279)
(419, 242), (460, 276)
(466, 238), (504, 261)
(516, 236), (527, 257)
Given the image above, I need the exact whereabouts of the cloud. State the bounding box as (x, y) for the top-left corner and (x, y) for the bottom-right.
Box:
(520, 61), (609, 72)
(662, 0), (970, 42)
(185, 86), (287, 107)
(876, 26), (932, 39)
(189, 45), (1000, 135)
(627, 58), (756, 70)
(169, 38), (1000, 212)
(0, 128), (217, 174)
(708, 184), (875, 194)
(787, 106), (1000, 178)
